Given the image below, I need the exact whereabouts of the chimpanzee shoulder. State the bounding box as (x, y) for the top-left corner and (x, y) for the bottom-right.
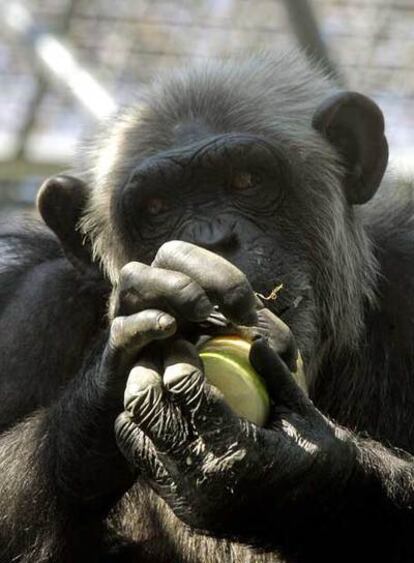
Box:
(366, 179), (414, 326)
(314, 179), (414, 449)
(0, 213), (110, 430)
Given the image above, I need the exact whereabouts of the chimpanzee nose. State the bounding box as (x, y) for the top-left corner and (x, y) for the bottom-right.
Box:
(184, 218), (239, 253)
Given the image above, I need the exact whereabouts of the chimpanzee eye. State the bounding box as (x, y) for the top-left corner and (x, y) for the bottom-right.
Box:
(145, 197), (169, 216)
(231, 171), (261, 191)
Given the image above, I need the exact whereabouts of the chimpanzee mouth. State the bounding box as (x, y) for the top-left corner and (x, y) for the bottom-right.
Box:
(199, 289), (305, 335)
(255, 283), (306, 321)
(266, 294), (305, 319)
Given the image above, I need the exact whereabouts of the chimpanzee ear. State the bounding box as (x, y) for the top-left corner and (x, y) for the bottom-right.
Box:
(312, 92), (388, 205)
(37, 175), (96, 271)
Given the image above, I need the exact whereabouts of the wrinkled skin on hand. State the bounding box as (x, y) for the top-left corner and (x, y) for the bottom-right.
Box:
(111, 241), (354, 543)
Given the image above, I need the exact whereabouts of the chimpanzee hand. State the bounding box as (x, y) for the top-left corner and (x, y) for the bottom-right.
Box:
(99, 240), (263, 409)
(109, 240), (261, 326)
(108, 240), (353, 543)
(114, 335), (355, 545)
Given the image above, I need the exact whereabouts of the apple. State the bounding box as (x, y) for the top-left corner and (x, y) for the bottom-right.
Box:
(198, 336), (270, 427)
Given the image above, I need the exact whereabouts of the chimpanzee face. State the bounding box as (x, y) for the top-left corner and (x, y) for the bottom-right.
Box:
(107, 124), (337, 359)
(79, 57), (386, 367)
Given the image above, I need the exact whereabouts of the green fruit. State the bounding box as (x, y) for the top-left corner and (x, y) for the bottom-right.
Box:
(199, 336), (270, 427)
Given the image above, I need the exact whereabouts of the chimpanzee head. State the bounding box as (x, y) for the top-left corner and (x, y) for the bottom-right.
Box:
(38, 50), (388, 374)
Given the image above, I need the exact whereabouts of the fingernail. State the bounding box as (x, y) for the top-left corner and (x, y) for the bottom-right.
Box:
(157, 314), (176, 330)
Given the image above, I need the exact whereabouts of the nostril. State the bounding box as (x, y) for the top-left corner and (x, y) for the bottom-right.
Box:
(202, 230), (238, 251)
(184, 219), (239, 252)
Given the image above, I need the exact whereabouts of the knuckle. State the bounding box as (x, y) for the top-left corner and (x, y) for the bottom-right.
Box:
(232, 268), (248, 286)
(115, 416), (144, 459)
(224, 282), (255, 319)
(156, 240), (175, 263)
(172, 273), (198, 295)
(109, 316), (127, 348)
(125, 366), (162, 411)
(229, 279), (250, 303)
(160, 239), (187, 256)
(165, 363), (204, 393)
(155, 240), (192, 265)
(171, 276), (212, 320)
(259, 309), (292, 344)
(280, 328), (297, 357)
(278, 325), (293, 347)
(158, 240), (176, 255)
(119, 261), (141, 287)
(115, 411), (132, 437)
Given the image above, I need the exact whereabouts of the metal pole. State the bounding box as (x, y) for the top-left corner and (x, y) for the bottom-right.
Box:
(1, 0), (117, 119)
(282, 0), (344, 85)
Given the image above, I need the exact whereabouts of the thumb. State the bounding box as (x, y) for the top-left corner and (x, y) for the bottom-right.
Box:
(249, 337), (312, 417)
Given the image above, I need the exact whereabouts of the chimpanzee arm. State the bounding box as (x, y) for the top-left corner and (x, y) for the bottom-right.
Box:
(246, 343), (414, 563)
(0, 222), (178, 562)
(0, 218), (108, 431)
(0, 347), (140, 563)
(0, 315), (176, 562)
(0, 411), (108, 562)
(302, 436), (414, 563)
(269, 430), (414, 563)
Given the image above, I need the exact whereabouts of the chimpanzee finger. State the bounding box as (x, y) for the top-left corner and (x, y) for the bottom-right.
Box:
(109, 309), (176, 355)
(111, 261), (214, 322)
(123, 360), (190, 454)
(152, 240), (261, 325)
(115, 412), (174, 489)
(163, 340), (241, 443)
(238, 308), (299, 372)
(100, 309), (176, 401)
(249, 338), (314, 418)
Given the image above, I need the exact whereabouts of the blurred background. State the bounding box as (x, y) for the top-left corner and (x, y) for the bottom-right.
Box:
(0, 0), (413, 211)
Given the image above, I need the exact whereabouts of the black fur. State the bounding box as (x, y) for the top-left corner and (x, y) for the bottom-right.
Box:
(0, 49), (414, 562)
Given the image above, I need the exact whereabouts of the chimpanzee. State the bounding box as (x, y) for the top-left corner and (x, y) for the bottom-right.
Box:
(0, 49), (413, 563)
